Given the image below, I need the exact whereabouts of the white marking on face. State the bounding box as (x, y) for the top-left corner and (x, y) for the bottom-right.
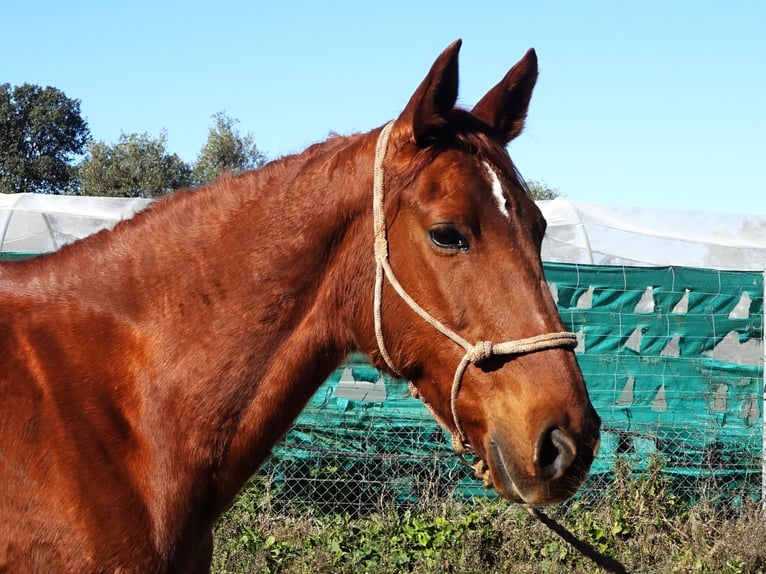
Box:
(483, 162), (509, 219)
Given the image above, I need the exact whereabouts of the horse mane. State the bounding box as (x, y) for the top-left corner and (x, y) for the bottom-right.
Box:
(11, 130), (373, 277)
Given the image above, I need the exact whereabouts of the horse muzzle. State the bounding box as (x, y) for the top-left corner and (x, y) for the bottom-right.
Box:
(485, 425), (600, 505)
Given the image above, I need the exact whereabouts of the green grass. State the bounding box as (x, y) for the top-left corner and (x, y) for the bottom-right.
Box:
(212, 458), (766, 574)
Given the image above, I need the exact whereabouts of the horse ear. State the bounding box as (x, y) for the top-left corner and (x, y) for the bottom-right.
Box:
(472, 48), (538, 144)
(396, 39), (461, 146)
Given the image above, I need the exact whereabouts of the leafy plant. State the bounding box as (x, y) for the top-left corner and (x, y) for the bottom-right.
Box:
(211, 457), (766, 574)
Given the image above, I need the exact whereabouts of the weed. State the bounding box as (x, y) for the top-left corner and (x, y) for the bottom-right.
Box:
(211, 458), (766, 573)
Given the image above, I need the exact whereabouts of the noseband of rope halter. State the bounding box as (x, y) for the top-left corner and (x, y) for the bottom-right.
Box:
(372, 121), (578, 454)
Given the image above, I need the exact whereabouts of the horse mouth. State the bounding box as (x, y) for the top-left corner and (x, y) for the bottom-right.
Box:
(484, 438), (526, 503)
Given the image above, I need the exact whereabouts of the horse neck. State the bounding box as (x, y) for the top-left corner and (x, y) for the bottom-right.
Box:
(18, 133), (379, 534)
(143, 136), (378, 487)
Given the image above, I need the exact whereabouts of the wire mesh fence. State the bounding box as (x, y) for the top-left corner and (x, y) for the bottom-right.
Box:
(257, 262), (764, 514)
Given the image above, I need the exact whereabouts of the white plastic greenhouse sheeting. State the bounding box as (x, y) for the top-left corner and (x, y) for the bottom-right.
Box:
(539, 198), (766, 271)
(0, 193), (151, 255)
(1, 193), (765, 271)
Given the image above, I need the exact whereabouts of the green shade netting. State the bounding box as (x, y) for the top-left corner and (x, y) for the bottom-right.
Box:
(267, 264), (763, 504)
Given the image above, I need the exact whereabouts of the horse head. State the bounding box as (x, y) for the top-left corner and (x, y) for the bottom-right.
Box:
(368, 40), (601, 505)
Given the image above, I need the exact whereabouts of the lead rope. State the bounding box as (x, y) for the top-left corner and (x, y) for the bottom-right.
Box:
(372, 121), (628, 574)
(526, 506), (628, 574)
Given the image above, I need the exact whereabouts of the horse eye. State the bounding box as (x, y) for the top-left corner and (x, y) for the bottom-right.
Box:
(429, 225), (470, 252)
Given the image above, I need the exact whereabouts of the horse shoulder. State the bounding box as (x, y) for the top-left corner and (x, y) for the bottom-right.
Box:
(0, 290), (162, 571)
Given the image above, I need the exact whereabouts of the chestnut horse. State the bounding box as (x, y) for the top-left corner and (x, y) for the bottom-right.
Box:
(0, 41), (600, 573)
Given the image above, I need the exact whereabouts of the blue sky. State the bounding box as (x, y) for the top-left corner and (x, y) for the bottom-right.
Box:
(6, 1), (764, 214)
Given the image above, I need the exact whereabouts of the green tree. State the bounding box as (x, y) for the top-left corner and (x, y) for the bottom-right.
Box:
(78, 131), (192, 197)
(526, 180), (559, 201)
(0, 83), (91, 194)
(193, 112), (266, 185)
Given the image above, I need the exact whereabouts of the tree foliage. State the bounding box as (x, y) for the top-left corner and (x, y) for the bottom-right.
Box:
(0, 83), (90, 194)
(193, 112), (266, 185)
(526, 180), (559, 201)
(78, 131), (192, 198)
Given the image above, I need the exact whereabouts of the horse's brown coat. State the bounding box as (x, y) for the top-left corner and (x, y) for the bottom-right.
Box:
(0, 41), (600, 572)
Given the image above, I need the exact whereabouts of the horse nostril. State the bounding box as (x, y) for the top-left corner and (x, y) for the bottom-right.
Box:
(535, 427), (577, 481)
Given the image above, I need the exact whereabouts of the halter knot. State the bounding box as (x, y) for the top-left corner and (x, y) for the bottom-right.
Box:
(467, 340), (494, 364)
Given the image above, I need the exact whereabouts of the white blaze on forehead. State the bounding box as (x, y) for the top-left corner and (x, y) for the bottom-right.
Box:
(482, 161), (509, 219)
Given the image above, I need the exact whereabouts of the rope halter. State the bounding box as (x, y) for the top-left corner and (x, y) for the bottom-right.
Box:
(372, 121), (578, 454)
